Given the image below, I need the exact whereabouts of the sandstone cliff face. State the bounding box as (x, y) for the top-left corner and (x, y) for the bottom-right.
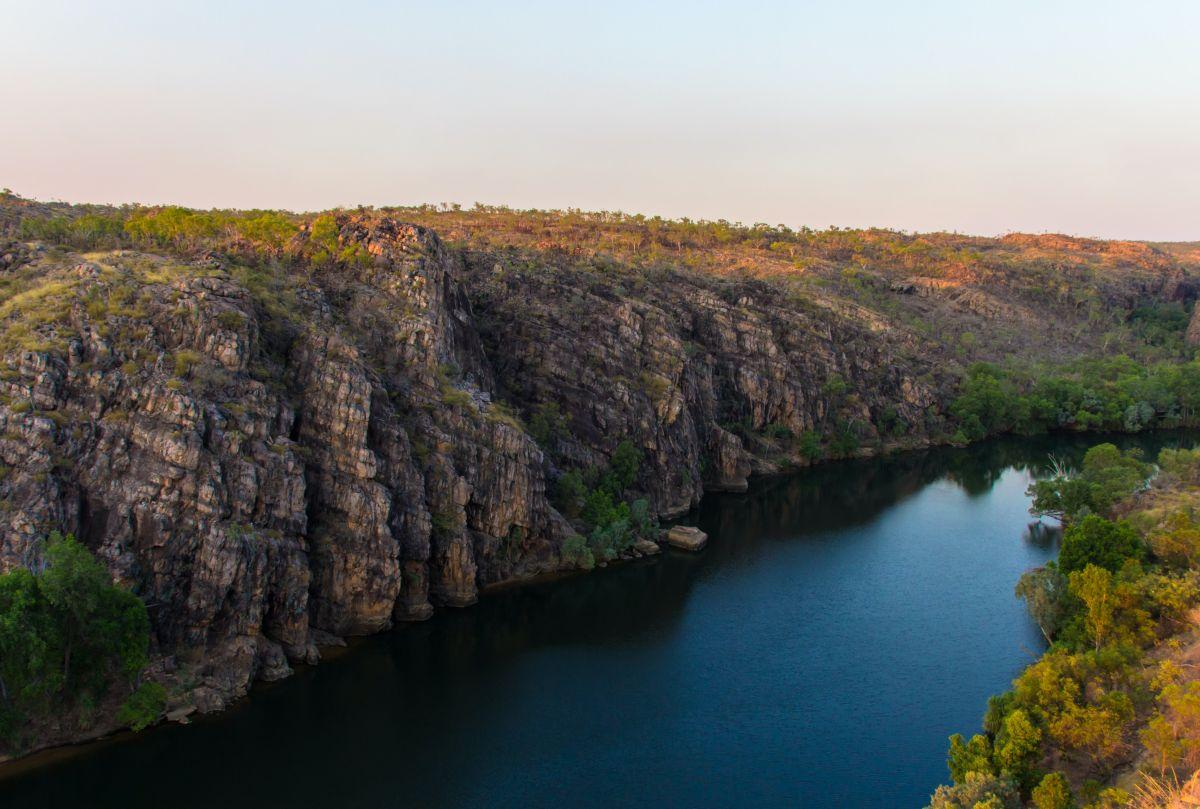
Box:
(0, 220), (574, 719)
(460, 256), (944, 516)
(0, 209), (1188, 738)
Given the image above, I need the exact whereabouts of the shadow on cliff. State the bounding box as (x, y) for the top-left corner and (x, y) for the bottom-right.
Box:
(4, 431), (1197, 809)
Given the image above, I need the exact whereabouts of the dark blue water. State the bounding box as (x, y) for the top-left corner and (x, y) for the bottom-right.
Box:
(1, 434), (1190, 808)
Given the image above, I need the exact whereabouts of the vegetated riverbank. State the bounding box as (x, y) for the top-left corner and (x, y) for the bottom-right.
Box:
(2, 192), (1200, 761)
(0, 433), (1126, 809)
(928, 441), (1200, 808)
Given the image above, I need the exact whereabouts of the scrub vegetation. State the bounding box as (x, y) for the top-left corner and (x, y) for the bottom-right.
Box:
(930, 444), (1200, 807)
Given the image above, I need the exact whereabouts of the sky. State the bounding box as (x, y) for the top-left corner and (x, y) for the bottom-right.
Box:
(2, 0), (1198, 240)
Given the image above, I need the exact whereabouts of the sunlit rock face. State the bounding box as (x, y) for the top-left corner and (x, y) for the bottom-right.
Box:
(0, 208), (1187, 713)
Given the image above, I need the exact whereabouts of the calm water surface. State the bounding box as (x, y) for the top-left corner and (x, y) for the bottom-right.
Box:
(3, 433), (1194, 808)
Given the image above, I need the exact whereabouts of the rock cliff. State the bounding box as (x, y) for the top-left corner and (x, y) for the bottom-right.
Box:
(0, 200), (1195, 748)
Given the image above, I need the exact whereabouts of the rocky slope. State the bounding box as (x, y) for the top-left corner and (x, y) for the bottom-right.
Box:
(0, 198), (1196, 752)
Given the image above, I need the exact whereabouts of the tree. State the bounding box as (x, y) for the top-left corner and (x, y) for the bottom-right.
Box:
(1068, 565), (1116, 651)
(1031, 772), (1074, 809)
(1139, 713), (1182, 776)
(1159, 681), (1200, 768)
(1047, 694), (1132, 771)
(928, 771), (1020, 809)
(1028, 477), (1095, 523)
(994, 708), (1042, 785)
(0, 569), (59, 735)
(1058, 516), (1143, 575)
(1016, 563), (1070, 643)
(1148, 510), (1200, 568)
(606, 440), (643, 493)
(1077, 444), (1150, 513)
(0, 533), (152, 744)
(947, 732), (994, 784)
(554, 471), (587, 518)
(1028, 445), (1150, 524)
(38, 533), (149, 691)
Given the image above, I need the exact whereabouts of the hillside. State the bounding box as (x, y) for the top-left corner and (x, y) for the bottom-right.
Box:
(1, 192), (1199, 756)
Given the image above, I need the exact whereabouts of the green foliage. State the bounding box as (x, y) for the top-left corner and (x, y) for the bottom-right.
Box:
(581, 488), (628, 529)
(560, 534), (595, 571)
(306, 214), (371, 267)
(173, 349), (204, 379)
(554, 440), (654, 561)
(797, 430), (822, 460)
(950, 359), (1200, 441)
(928, 771), (1020, 809)
(993, 708), (1042, 786)
(528, 402), (568, 450)
(19, 213), (127, 249)
(940, 439), (1200, 803)
(1030, 772), (1074, 809)
(606, 440), (643, 494)
(554, 470), (587, 519)
(1016, 563), (1071, 643)
(117, 681), (166, 731)
(1058, 516), (1143, 575)
(947, 732), (995, 783)
(1028, 444), (1150, 523)
(0, 533), (151, 744)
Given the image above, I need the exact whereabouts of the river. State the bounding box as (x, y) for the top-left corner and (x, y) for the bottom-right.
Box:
(2, 433), (1193, 808)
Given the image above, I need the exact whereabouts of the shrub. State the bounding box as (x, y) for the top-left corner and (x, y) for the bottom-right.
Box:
(528, 402), (568, 449)
(555, 471), (587, 518)
(117, 681), (166, 731)
(173, 349), (204, 378)
(560, 534), (594, 570)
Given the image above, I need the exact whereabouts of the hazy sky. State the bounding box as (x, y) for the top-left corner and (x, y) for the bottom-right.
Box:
(3, 1), (1198, 239)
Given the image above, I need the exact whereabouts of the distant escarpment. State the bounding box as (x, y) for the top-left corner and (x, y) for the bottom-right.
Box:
(0, 196), (1196, 754)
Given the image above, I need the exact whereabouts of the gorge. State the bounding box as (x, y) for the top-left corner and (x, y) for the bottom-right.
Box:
(7, 432), (1188, 808)
(2, 196), (1200, 805)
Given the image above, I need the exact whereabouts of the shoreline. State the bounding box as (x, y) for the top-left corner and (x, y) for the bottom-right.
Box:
(2, 426), (1195, 778)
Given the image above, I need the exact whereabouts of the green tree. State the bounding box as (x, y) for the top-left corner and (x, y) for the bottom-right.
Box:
(994, 708), (1042, 785)
(554, 470), (588, 519)
(928, 771), (1019, 809)
(39, 533), (150, 691)
(1058, 516), (1143, 575)
(1139, 713), (1182, 776)
(0, 533), (152, 744)
(0, 569), (58, 735)
(947, 732), (995, 783)
(1016, 563), (1071, 643)
(1031, 772), (1074, 809)
(606, 440), (643, 493)
(1068, 564), (1116, 651)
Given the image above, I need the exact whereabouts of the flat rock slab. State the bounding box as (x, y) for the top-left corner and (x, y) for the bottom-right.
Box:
(666, 525), (708, 551)
(166, 705), (196, 724)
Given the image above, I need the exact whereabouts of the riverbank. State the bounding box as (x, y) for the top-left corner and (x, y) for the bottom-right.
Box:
(928, 439), (1200, 808)
(1, 429), (1192, 772)
(1, 433), (1081, 807)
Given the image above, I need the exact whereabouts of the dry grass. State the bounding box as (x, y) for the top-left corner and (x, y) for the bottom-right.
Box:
(1131, 772), (1200, 808)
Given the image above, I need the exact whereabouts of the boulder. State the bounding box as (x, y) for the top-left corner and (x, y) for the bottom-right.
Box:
(666, 526), (708, 551)
(634, 538), (661, 556)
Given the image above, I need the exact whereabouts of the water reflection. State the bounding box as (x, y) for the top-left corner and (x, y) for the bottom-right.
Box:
(2, 431), (1196, 809)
